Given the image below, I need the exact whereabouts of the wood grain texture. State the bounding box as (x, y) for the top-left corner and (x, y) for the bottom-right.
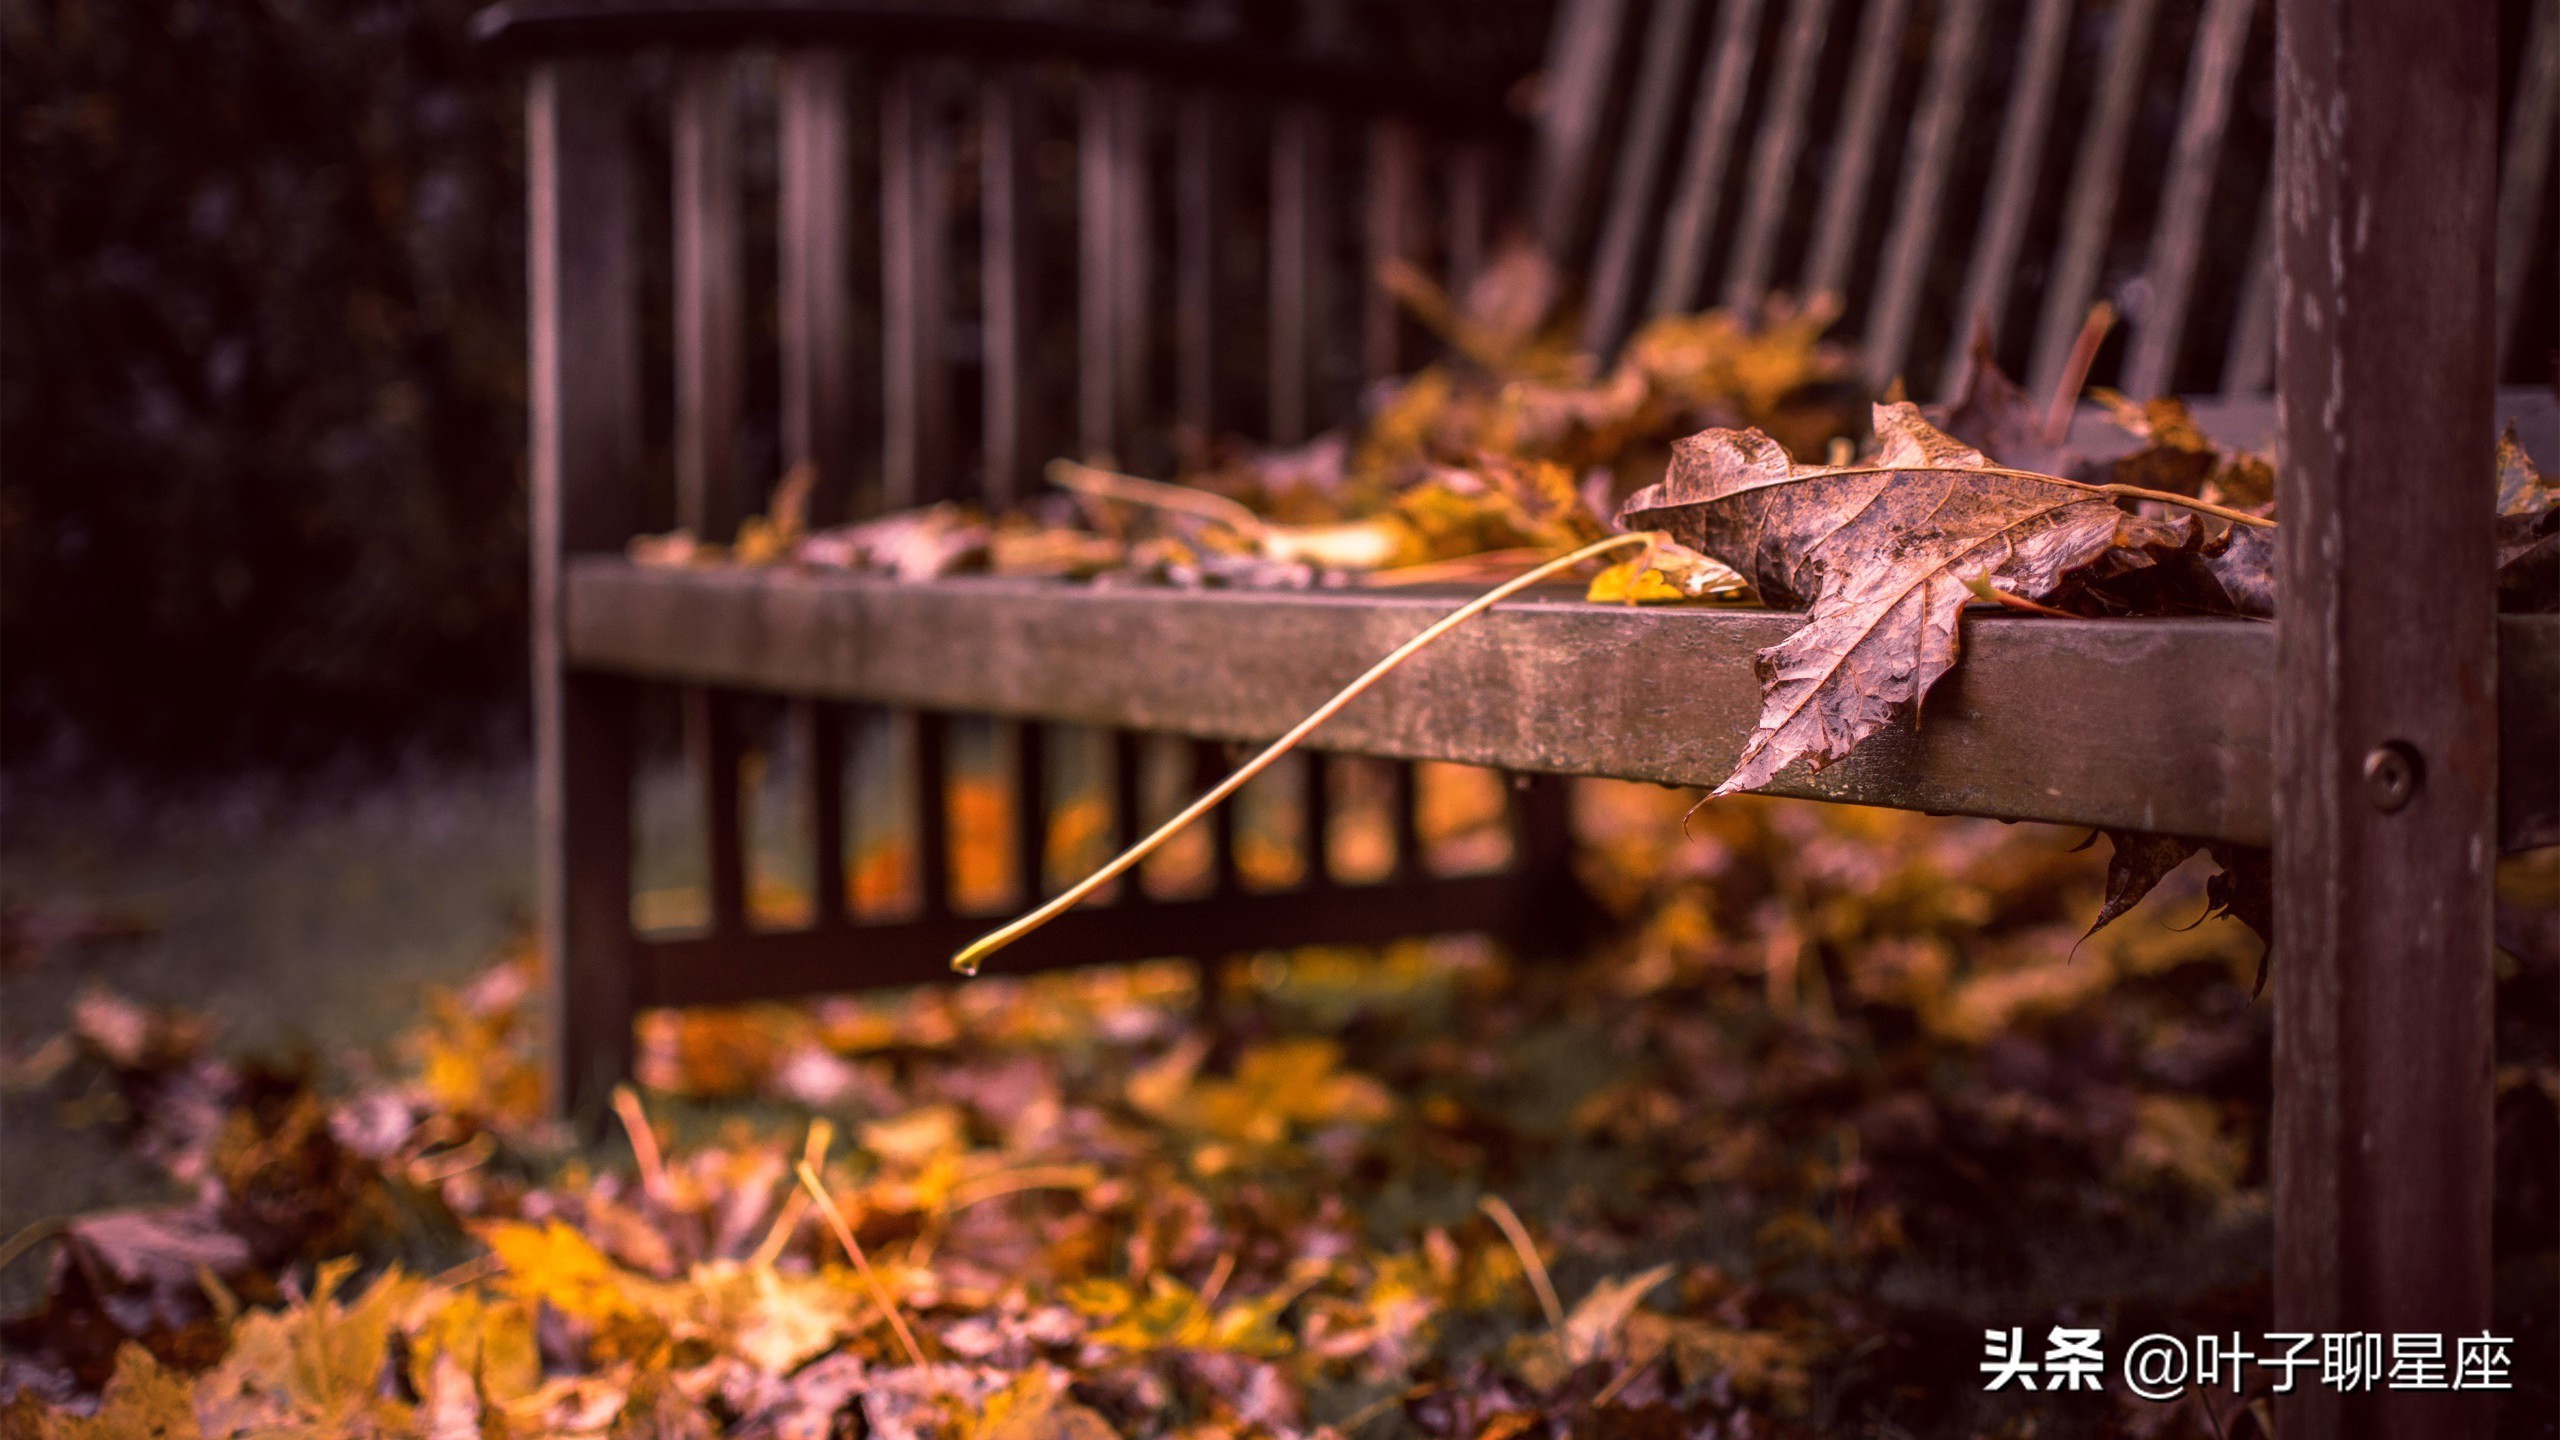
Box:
(528, 60), (639, 1124)
(2496, 0), (2557, 373)
(2271, 0), (2500, 1431)
(1860, 0), (1988, 394)
(883, 58), (951, 506)
(2120, 0), (2258, 401)
(779, 51), (856, 523)
(981, 65), (1039, 507)
(1647, 0), (1769, 318)
(1529, 0), (1633, 265)
(565, 563), (2559, 854)
(1268, 103), (1325, 444)
(2028, 0), (2161, 395)
(1175, 89), (1223, 453)
(1721, 0), (1834, 313)
(1938, 0), (2073, 389)
(1364, 118), (1423, 381)
(1581, 0), (1701, 356)
(1803, 0), (1911, 301)
(673, 54), (744, 539)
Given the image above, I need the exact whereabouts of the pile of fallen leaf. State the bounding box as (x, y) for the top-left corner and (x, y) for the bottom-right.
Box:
(5, 786), (2552, 1439)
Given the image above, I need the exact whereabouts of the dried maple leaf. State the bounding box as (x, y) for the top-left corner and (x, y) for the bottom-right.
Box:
(2497, 422), (2559, 611)
(1620, 403), (2194, 796)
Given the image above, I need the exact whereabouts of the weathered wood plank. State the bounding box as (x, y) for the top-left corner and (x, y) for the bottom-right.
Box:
(1938, 0), (2073, 388)
(1803, 0), (1911, 302)
(528, 60), (639, 1124)
(779, 51), (856, 523)
(1721, 0), (1834, 314)
(1861, 0), (1988, 394)
(566, 559), (2556, 855)
(1175, 89), (1223, 454)
(981, 65), (1039, 508)
(1529, 0), (1633, 266)
(2496, 0), (2558, 374)
(673, 53), (745, 540)
(2028, 0), (2161, 396)
(2120, 0), (2258, 402)
(1580, 0), (1701, 356)
(633, 871), (1533, 1003)
(883, 57), (951, 506)
(1364, 117), (1423, 381)
(1268, 103), (1325, 444)
(1647, 0), (1769, 318)
(2271, 0), (2500, 1433)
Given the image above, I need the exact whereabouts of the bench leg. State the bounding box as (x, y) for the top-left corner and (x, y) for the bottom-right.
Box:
(541, 670), (636, 1129)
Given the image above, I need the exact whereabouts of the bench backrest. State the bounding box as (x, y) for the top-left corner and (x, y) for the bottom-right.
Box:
(1534, 0), (2555, 404)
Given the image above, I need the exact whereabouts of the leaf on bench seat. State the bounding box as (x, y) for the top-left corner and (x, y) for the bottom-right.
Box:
(1620, 403), (2195, 798)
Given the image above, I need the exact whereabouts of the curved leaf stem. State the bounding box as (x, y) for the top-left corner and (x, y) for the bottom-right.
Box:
(949, 532), (1656, 976)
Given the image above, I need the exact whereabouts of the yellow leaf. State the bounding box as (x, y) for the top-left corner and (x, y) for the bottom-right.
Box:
(971, 1367), (1120, 1440)
(40, 1345), (197, 1440)
(405, 1289), (541, 1404)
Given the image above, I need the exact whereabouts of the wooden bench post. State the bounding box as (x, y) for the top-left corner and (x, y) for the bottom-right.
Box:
(530, 59), (639, 1125)
(2271, 0), (2498, 1433)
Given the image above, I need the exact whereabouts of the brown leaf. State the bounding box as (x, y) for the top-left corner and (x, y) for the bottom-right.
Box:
(2085, 832), (2204, 941)
(2497, 423), (2559, 611)
(1620, 403), (2189, 795)
(1935, 322), (2075, 477)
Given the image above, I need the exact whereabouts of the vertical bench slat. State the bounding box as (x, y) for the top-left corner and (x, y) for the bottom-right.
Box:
(884, 58), (951, 507)
(1268, 104), (1324, 444)
(1192, 740), (1240, 895)
(1446, 142), (1492, 296)
(1861, 0), (1989, 394)
(1803, 0), (1912, 302)
(1530, 0), (1635, 266)
(1364, 118), (1424, 381)
(1647, 0), (1769, 319)
(1388, 760), (1423, 883)
(1175, 89), (1223, 453)
(804, 701), (848, 928)
(1938, 0), (2074, 385)
(530, 59), (640, 1121)
(2496, 0), (2558, 373)
(673, 56), (751, 952)
(1014, 721), (1048, 904)
(689, 689), (749, 937)
(2271, 0), (2498, 1430)
(1079, 72), (1149, 461)
(1300, 751), (1334, 887)
(673, 54), (745, 540)
(780, 52), (856, 524)
(1112, 728), (1153, 903)
(912, 711), (952, 917)
(2121, 0), (2259, 402)
(2028, 0), (2162, 396)
(981, 65), (1039, 508)
(1720, 0), (1835, 315)
(2221, 187), (2278, 395)
(1580, 0), (1702, 356)
(1108, 74), (1151, 458)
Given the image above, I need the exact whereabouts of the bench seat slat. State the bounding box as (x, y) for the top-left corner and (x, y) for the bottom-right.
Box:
(563, 558), (2559, 854)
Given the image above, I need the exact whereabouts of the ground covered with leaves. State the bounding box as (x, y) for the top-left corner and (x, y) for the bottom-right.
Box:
(4, 783), (2553, 1439)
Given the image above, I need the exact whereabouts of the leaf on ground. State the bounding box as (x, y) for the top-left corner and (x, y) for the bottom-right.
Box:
(971, 1366), (1121, 1440)
(38, 1345), (197, 1440)
(1620, 403), (2192, 796)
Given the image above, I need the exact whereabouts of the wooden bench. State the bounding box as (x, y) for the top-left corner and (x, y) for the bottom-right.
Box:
(478, 2), (2555, 1431)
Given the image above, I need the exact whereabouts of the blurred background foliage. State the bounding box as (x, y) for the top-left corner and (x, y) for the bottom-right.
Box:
(1, 0), (1549, 778)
